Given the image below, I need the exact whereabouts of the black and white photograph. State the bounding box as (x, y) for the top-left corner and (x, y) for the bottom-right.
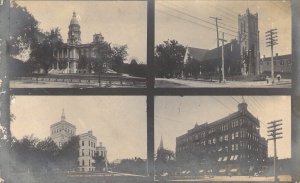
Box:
(155, 96), (291, 181)
(6, 96), (148, 182)
(6, 1), (147, 88)
(155, 1), (291, 88)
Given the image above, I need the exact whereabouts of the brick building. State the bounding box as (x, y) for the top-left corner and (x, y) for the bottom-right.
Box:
(260, 53), (292, 75)
(176, 102), (268, 176)
(50, 109), (107, 172)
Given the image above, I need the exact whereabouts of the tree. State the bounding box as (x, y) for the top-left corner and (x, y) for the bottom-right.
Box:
(57, 136), (80, 171)
(184, 55), (201, 78)
(129, 59), (138, 76)
(90, 40), (113, 73)
(155, 40), (186, 78)
(155, 148), (176, 176)
(111, 45), (128, 72)
(8, 1), (40, 56)
(28, 28), (63, 73)
(93, 154), (107, 172)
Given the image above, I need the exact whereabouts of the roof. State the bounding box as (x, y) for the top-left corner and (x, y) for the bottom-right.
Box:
(70, 12), (79, 25)
(186, 47), (208, 62)
(50, 120), (76, 129)
(261, 54), (291, 61)
(186, 39), (239, 63)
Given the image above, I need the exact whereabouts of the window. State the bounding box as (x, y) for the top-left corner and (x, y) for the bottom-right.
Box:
(235, 144), (238, 151)
(232, 133), (235, 140)
(225, 135), (229, 141)
(82, 141), (84, 146)
(213, 138), (216, 144)
(232, 144), (235, 151)
(82, 149), (84, 156)
(219, 136), (223, 142)
(235, 132), (239, 138)
(82, 160), (85, 166)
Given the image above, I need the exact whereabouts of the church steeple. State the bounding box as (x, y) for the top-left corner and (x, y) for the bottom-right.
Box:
(159, 136), (164, 150)
(61, 108), (66, 121)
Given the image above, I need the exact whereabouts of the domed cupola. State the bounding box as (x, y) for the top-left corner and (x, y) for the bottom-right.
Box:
(67, 11), (81, 45)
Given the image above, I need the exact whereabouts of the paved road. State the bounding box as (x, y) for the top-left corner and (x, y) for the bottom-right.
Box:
(155, 78), (291, 88)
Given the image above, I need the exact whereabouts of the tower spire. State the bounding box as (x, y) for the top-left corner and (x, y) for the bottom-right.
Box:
(159, 136), (164, 150)
(61, 108), (66, 121)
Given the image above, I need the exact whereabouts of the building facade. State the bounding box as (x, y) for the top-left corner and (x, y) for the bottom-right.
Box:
(260, 53), (292, 75)
(50, 110), (107, 172)
(78, 131), (97, 172)
(49, 12), (108, 74)
(176, 102), (268, 176)
(238, 9), (260, 76)
(50, 109), (76, 147)
(183, 9), (260, 77)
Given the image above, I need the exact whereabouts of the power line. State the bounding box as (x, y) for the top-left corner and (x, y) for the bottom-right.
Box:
(156, 9), (237, 38)
(158, 3), (238, 34)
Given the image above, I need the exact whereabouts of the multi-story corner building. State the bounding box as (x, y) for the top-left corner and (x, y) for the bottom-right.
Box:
(176, 102), (268, 176)
(78, 130), (97, 172)
(50, 109), (76, 147)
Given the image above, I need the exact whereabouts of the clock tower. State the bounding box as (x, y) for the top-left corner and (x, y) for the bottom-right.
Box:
(238, 9), (260, 76)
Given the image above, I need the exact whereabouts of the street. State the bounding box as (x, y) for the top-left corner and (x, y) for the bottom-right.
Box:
(155, 78), (291, 88)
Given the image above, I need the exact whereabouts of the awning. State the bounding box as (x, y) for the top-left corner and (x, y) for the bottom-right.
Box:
(230, 155), (234, 160)
(234, 155), (239, 160)
(181, 170), (186, 174)
(230, 169), (238, 172)
(199, 170), (204, 173)
(218, 157), (222, 162)
(218, 148), (223, 151)
(223, 156), (228, 161)
(186, 171), (190, 174)
(219, 169), (226, 173)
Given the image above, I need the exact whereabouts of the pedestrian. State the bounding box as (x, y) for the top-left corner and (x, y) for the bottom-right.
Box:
(276, 74), (281, 82)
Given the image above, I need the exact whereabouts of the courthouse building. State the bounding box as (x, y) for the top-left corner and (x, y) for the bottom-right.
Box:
(49, 12), (109, 74)
(176, 102), (268, 175)
(50, 109), (107, 172)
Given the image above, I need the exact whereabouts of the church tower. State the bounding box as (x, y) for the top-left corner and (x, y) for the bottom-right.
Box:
(238, 9), (260, 76)
(67, 12), (81, 45)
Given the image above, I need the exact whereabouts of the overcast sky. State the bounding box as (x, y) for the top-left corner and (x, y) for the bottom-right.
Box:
(16, 1), (147, 63)
(11, 96), (147, 162)
(155, 96), (291, 159)
(156, 0), (291, 57)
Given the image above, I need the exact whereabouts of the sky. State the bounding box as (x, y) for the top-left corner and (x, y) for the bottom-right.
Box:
(11, 96), (147, 162)
(156, 0), (291, 57)
(16, 1), (147, 63)
(155, 96), (291, 159)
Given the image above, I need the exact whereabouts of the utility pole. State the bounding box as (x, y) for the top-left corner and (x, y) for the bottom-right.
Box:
(265, 29), (278, 84)
(210, 16), (222, 82)
(219, 32), (227, 83)
(267, 119), (283, 183)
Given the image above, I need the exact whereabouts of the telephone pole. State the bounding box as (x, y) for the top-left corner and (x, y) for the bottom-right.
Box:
(265, 29), (278, 84)
(219, 32), (227, 82)
(267, 119), (283, 183)
(210, 16), (222, 82)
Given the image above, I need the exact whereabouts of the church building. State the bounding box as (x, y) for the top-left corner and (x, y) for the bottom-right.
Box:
(183, 9), (260, 77)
